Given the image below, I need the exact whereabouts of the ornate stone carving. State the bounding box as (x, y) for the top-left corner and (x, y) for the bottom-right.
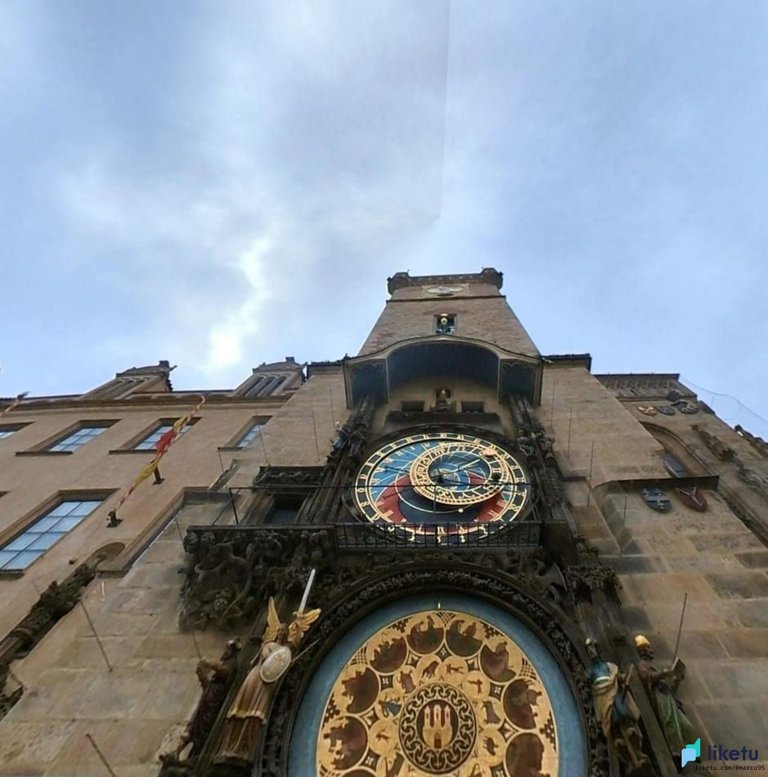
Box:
(0, 662), (23, 722)
(0, 563), (96, 722)
(180, 529), (335, 631)
(595, 375), (693, 401)
(735, 425), (768, 459)
(8, 564), (95, 654)
(251, 467), (324, 496)
(736, 462), (768, 493)
(327, 398), (373, 471)
(179, 539), (263, 631)
(693, 424), (735, 461)
(568, 538), (621, 606)
(509, 396), (565, 512)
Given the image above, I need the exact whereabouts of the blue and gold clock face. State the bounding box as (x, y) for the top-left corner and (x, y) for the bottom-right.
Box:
(353, 432), (529, 539)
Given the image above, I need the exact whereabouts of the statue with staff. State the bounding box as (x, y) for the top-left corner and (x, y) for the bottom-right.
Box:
(214, 570), (320, 765)
(635, 592), (696, 753)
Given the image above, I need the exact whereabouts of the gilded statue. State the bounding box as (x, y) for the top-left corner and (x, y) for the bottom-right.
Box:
(214, 597), (321, 765)
(634, 635), (695, 754)
(586, 638), (648, 771)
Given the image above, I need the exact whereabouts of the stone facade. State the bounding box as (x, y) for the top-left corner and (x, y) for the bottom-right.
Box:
(0, 271), (766, 776)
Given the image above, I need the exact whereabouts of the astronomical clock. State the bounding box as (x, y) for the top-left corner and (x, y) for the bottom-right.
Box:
(353, 432), (530, 541)
(283, 430), (588, 776)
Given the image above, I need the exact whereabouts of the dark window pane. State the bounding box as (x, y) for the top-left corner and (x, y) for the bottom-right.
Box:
(663, 452), (689, 478)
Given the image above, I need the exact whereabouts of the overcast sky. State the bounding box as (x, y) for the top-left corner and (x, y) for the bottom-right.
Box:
(1, 1), (767, 434)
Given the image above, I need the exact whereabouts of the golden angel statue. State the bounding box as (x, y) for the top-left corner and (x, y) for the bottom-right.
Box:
(215, 597), (321, 764)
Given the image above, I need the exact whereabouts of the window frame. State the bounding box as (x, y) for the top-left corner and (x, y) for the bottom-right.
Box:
(236, 419), (268, 449)
(434, 313), (457, 334)
(0, 423), (30, 441)
(112, 417), (199, 454)
(0, 492), (111, 574)
(219, 416), (271, 451)
(16, 420), (117, 457)
(45, 421), (115, 453)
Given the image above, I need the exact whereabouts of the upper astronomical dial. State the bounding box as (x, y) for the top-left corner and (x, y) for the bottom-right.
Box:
(408, 441), (508, 505)
(353, 432), (530, 538)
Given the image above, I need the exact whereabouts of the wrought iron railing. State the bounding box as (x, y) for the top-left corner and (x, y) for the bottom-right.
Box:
(185, 513), (543, 554)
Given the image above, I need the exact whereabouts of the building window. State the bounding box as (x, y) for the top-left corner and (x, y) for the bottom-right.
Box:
(461, 401), (485, 414)
(238, 419), (266, 448)
(435, 314), (456, 335)
(47, 423), (113, 452)
(0, 498), (104, 571)
(0, 424), (26, 440)
(134, 421), (192, 451)
(662, 451), (689, 478)
(265, 496), (304, 525)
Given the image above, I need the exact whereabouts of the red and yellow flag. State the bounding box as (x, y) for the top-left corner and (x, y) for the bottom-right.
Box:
(116, 394), (206, 510)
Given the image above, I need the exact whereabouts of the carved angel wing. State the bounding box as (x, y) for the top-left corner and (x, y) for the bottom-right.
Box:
(288, 607), (321, 648)
(262, 597), (284, 643)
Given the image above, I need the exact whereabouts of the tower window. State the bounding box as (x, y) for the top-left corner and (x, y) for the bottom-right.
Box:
(461, 402), (485, 415)
(435, 314), (456, 335)
(0, 498), (104, 571)
(401, 401), (425, 412)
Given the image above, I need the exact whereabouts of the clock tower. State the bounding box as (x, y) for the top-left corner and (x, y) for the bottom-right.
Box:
(181, 269), (628, 777)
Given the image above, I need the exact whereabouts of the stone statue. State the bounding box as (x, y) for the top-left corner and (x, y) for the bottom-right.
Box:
(434, 389), (451, 413)
(586, 638), (648, 771)
(214, 597), (321, 765)
(693, 424), (734, 461)
(634, 635), (695, 754)
(161, 639), (241, 765)
(737, 462), (768, 491)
